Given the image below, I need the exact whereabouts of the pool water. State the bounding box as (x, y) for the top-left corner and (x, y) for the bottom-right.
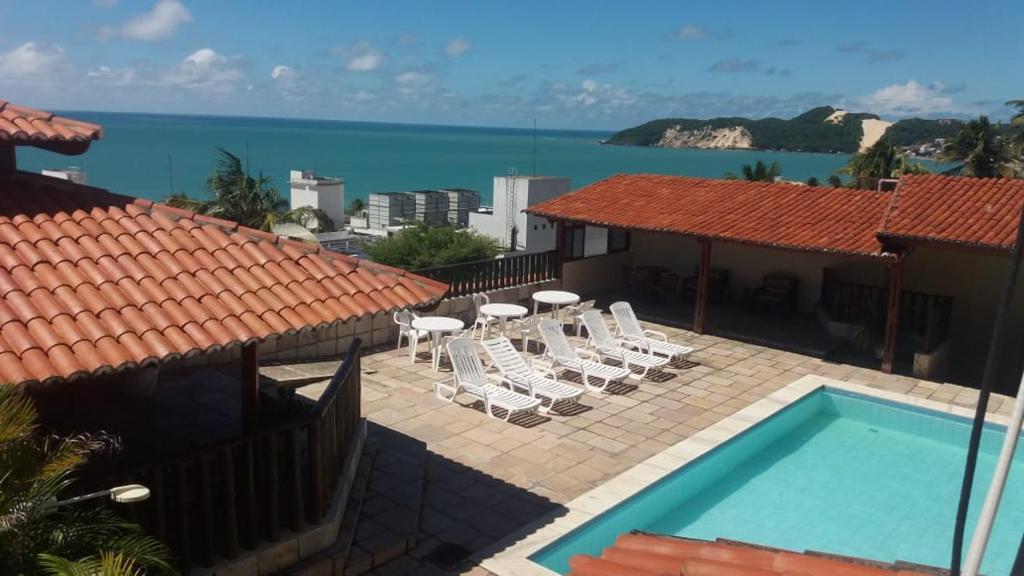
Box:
(532, 389), (1024, 575)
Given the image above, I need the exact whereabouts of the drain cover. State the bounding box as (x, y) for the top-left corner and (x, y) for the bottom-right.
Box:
(424, 542), (472, 569)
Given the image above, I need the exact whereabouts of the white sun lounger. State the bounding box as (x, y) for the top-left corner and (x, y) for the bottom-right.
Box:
(538, 318), (631, 394)
(580, 310), (669, 382)
(481, 336), (584, 412)
(437, 338), (541, 421)
(610, 301), (694, 361)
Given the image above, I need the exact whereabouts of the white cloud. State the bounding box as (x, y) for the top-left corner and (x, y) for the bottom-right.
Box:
(162, 48), (244, 92)
(0, 42), (66, 80)
(87, 65), (138, 85)
(110, 0), (191, 41)
(343, 42), (382, 72)
(558, 79), (635, 109)
(859, 80), (957, 116)
(271, 65), (294, 80)
(445, 37), (472, 57)
(676, 24), (709, 40)
(394, 71), (436, 95)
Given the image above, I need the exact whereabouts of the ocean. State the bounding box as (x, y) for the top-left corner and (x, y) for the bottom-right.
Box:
(18, 111), (854, 204)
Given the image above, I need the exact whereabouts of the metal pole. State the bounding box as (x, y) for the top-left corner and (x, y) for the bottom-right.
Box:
(963, 368), (1024, 575)
(950, 201), (1024, 575)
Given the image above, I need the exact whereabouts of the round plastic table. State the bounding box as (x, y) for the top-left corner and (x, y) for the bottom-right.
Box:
(411, 316), (465, 371)
(479, 303), (528, 338)
(531, 290), (580, 318)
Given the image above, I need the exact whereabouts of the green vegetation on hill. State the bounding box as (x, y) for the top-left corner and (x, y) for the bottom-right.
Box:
(607, 106), (877, 153)
(882, 118), (964, 146)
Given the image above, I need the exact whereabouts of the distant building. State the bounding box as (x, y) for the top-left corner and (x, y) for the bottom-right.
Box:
(289, 170), (344, 231)
(41, 167), (87, 185)
(468, 175), (571, 253)
(367, 192), (414, 230)
(441, 188), (481, 227)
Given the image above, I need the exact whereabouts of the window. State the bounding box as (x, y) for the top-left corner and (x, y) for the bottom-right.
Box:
(562, 224), (586, 260)
(533, 225), (538, 231)
(608, 228), (630, 253)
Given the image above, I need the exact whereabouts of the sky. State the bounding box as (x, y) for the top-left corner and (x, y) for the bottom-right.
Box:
(0, 0), (1021, 130)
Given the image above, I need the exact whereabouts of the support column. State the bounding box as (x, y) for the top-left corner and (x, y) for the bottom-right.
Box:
(240, 343), (260, 431)
(554, 220), (565, 280)
(694, 239), (712, 334)
(882, 257), (904, 374)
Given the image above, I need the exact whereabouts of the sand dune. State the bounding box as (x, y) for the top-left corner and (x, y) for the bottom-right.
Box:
(859, 118), (892, 152)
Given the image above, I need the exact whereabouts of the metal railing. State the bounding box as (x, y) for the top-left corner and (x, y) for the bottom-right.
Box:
(79, 339), (363, 573)
(415, 250), (558, 298)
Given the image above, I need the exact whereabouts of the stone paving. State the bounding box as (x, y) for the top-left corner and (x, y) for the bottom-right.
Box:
(311, 313), (1013, 575)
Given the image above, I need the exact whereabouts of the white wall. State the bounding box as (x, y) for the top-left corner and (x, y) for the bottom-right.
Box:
(480, 176), (570, 252)
(290, 171), (345, 231)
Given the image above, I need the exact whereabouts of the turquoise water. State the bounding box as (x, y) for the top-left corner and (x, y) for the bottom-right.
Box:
(533, 389), (1024, 575)
(16, 112), (853, 204)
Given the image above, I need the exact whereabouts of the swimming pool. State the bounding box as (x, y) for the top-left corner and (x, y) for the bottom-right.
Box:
(530, 387), (1024, 575)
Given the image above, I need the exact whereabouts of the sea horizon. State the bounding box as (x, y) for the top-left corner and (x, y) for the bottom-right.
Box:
(18, 110), (856, 205)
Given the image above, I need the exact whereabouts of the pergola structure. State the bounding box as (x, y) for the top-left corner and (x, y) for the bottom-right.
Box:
(533, 174), (1024, 374)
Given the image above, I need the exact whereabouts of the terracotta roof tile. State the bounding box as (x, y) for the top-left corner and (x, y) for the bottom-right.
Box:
(526, 174), (894, 258)
(568, 533), (937, 576)
(0, 101), (102, 147)
(0, 171), (447, 387)
(878, 174), (1024, 252)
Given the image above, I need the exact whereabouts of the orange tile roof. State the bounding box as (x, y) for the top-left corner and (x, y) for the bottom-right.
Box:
(526, 174), (893, 258)
(568, 533), (937, 576)
(0, 171), (447, 387)
(879, 174), (1024, 252)
(0, 100), (103, 147)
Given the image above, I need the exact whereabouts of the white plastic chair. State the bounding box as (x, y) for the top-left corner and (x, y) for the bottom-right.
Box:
(609, 301), (694, 361)
(471, 293), (498, 339)
(510, 314), (542, 355)
(538, 318), (631, 394)
(394, 309), (428, 362)
(580, 310), (669, 382)
(481, 336), (584, 412)
(438, 337), (541, 421)
(560, 299), (596, 337)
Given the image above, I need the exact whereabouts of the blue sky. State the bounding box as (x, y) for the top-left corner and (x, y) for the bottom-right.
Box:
(0, 0), (1021, 129)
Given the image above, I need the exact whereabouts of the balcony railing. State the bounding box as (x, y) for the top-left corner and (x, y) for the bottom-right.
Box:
(78, 339), (363, 573)
(415, 250), (558, 298)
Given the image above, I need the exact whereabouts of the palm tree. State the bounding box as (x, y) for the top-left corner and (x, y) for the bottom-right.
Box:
(724, 160), (782, 182)
(1007, 99), (1024, 153)
(0, 387), (175, 575)
(939, 116), (1013, 178)
(167, 148), (334, 233)
(840, 137), (929, 188)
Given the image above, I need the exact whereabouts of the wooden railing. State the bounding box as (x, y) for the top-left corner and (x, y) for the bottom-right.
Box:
(415, 250), (558, 298)
(79, 339), (363, 573)
(820, 275), (953, 353)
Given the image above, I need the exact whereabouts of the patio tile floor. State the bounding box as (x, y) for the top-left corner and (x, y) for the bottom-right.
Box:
(297, 313), (1013, 575)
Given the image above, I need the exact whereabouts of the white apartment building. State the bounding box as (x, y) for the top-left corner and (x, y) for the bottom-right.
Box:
(41, 167), (87, 185)
(289, 170), (345, 231)
(468, 175), (571, 253)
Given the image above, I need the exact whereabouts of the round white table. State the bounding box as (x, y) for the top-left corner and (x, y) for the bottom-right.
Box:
(479, 303), (528, 338)
(532, 290), (580, 318)
(411, 316), (465, 371)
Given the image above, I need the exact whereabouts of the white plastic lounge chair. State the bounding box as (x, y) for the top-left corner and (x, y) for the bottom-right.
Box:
(481, 336), (584, 412)
(609, 301), (694, 361)
(580, 310), (669, 382)
(471, 293), (499, 339)
(394, 309), (428, 361)
(538, 318), (631, 394)
(437, 338), (541, 421)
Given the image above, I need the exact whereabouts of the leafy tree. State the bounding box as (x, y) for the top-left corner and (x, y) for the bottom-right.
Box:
(1007, 99), (1024, 153)
(827, 174), (844, 187)
(839, 137), (928, 187)
(939, 116), (1013, 178)
(346, 198), (366, 216)
(365, 223), (500, 269)
(0, 387), (175, 576)
(167, 148), (334, 233)
(725, 160), (782, 182)
(805, 176), (820, 187)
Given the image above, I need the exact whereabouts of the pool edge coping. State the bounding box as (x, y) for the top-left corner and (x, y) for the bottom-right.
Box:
(477, 374), (1012, 576)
